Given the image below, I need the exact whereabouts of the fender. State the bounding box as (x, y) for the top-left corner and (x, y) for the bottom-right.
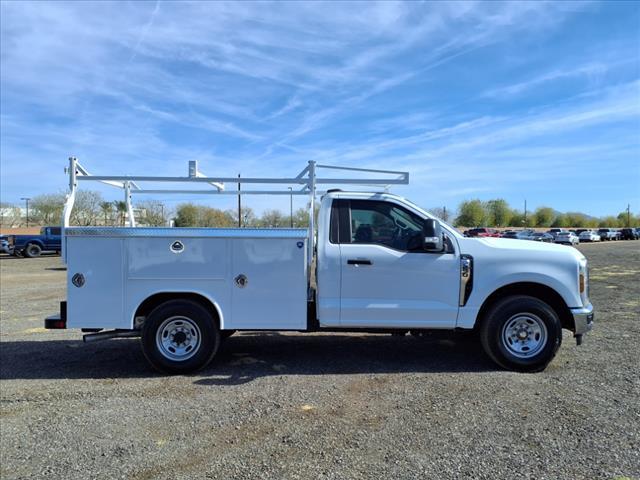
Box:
(131, 290), (226, 330)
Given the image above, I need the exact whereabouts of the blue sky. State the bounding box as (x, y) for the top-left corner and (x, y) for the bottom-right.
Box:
(1, 1), (639, 217)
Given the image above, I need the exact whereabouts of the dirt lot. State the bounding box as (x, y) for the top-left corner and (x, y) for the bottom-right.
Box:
(1, 242), (639, 479)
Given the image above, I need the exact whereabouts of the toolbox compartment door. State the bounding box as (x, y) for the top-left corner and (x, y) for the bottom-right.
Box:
(230, 238), (307, 329)
(66, 237), (125, 329)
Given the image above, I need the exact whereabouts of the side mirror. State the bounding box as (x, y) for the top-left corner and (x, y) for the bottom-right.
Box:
(423, 219), (444, 252)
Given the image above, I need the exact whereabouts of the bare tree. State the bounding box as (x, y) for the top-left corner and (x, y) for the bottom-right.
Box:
(136, 200), (167, 226)
(226, 207), (257, 227)
(70, 191), (103, 226)
(31, 193), (66, 225)
(260, 209), (285, 227)
(0, 204), (23, 228)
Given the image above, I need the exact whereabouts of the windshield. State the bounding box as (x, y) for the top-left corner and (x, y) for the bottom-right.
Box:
(397, 196), (463, 238)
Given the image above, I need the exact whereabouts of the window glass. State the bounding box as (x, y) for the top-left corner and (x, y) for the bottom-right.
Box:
(49, 227), (61, 236)
(349, 200), (424, 251)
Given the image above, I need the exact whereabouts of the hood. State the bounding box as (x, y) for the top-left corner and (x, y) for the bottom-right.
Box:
(459, 236), (585, 263)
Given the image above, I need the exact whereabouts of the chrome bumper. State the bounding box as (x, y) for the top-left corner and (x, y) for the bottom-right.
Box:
(571, 303), (594, 344)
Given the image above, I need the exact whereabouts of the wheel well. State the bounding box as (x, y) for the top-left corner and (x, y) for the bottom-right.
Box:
(134, 293), (221, 329)
(477, 283), (574, 331)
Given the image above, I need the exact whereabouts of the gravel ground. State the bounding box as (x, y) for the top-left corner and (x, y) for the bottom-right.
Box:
(1, 242), (639, 480)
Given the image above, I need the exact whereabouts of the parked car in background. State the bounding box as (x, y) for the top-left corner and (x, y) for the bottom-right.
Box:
(464, 227), (501, 238)
(579, 230), (601, 242)
(7, 226), (62, 257)
(547, 228), (568, 240)
(597, 228), (618, 241)
(530, 232), (554, 242)
(619, 228), (639, 240)
(575, 229), (589, 236)
(502, 230), (535, 240)
(555, 231), (579, 246)
(635, 227), (640, 238)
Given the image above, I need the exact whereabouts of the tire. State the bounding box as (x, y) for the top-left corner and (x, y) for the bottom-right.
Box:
(479, 295), (562, 373)
(24, 243), (42, 258)
(141, 299), (220, 374)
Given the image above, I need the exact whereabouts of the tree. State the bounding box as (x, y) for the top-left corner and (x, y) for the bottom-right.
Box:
(200, 207), (234, 227)
(100, 202), (113, 226)
(564, 212), (589, 228)
(429, 207), (452, 222)
(485, 199), (512, 227)
(534, 207), (555, 228)
(616, 210), (639, 227)
(0, 204), (22, 227)
(31, 193), (65, 225)
(137, 200), (167, 227)
(174, 203), (198, 227)
(455, 200), (485, 227)
(174, 204), (234, 227)
(291, 207), (310, 227)
(551, 214), (568, 228)
(598, 216), (618, 228)
(226, 207), (256, 227)
(113, 201), (128, 227)
(70, 190), (103, 226)
(260, 209), (285, 227)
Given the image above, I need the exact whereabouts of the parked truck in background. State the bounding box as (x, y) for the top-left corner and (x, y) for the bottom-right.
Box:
(45, 158), (594, 374)
(7, 226), (62, 257)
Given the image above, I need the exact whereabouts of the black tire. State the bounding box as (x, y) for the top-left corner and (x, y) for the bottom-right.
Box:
(479, 295), (562, 373)
(141, 299), (220, 374)
(24, 243), (42, 258)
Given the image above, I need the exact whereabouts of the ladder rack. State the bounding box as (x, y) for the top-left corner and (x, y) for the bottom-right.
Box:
(62, 157), (409, 265)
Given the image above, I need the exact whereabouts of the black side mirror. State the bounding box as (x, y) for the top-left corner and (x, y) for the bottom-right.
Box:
(423, 219), (444, 252)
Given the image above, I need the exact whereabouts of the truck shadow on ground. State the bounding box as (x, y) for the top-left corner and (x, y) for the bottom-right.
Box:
(0, 332), (496, 382)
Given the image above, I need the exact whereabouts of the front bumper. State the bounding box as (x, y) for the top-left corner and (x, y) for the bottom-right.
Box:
(571, 303), (594, 341)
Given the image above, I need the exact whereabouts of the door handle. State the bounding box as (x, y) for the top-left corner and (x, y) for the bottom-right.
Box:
(347, 259), (372, 266)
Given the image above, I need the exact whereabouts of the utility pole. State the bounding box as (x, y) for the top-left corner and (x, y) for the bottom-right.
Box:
(289, 187), (293, 227)
(627, 204), (631, 227)
(443, 206), (447, 222)
(21, 197), (31, 227)
(237, 174), (241, 228)
(524, 199), (527, 227)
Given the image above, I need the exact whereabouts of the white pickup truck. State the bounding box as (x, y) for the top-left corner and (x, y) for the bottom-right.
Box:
(45, 159), (593, 374)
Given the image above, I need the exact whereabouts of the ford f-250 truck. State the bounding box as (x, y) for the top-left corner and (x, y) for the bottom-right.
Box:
(7, 226), (62, 257)
(45, 158), (594, 374)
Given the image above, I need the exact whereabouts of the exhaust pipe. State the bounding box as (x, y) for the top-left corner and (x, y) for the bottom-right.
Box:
(83, 329), (140, 343)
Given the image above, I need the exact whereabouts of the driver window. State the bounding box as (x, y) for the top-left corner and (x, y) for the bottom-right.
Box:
(349, 200), (424, 251)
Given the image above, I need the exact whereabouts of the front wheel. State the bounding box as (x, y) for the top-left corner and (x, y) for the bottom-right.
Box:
(479, 295), (562, 372)
(141, 299), (220, 374)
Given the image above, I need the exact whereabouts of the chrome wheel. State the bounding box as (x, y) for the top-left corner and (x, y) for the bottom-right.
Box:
(501, 313), (548, 358)
(156, 316), (201, 362)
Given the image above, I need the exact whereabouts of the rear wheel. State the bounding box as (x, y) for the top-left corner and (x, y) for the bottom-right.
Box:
(141, 299), (220, 374)
(479, 295), (562, 372)
(24, 243), (42, 258)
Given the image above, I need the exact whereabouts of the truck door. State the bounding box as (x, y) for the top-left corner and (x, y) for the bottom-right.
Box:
(336, 199), (459, 328)
(47, 227), (61, 250)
